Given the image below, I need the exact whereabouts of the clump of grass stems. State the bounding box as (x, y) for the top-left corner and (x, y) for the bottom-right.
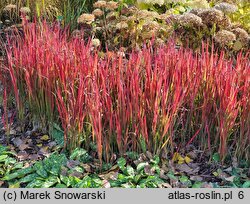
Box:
(2, 21), (250, 163)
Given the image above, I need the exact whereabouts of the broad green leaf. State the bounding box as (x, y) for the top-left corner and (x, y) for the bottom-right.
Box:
(60, 175), (71, 187)
(192, 181), (203, 188)
(167, 171), (178, 181)
(126, 166), (135, 177)
(41, 176), (58, 188)
(2, 167), (34, 181)
(19, 173), (39, 183)
(126, 152), (139, 160)
(151, 156), (160, 165)
(34, 162), (48, 178)
(70, 148), (87, 160)
(4, 157), (16, 166)
(180, 176), (192, 187)
(212, 153), (220, 162)
(49, 123), (64, 146)
(117, 157), (126, 169)
(242, 181), (250, 188)
(0, 155), (8, 162)
(12, 162), (24, 170)
(109, 180), (122, 187)
(26, 179), (44, 188)
(9, 182), (20, 188)
(121, 183), (134, 188)
(137, 162), (148, 172)
(134, 175), (142, 183)
(55, 183), (67, 188)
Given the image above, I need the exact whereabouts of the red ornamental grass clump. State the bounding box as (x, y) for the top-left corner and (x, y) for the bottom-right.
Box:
(3, 21), (250, 162)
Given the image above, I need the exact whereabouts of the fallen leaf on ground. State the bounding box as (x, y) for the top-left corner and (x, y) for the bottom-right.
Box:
(225, 176), (235, 182)
(18, 143), (29, 151)
(81, 164), (92, 172)
(67, 160), (80, 169)
(184, 156), (193, 163)
(175, 163), (193, 174)
(190, 176), (203, 181)
(41, 135), (50, 141)
(69, 171), (83, 178)
(17, 151), (29, 160)
(28, 154), (40, 161)
(12, 138), (23, 147)
(159, 170), (168, 180)
(144, 165), (155, 175)
(158, 183), (172, 188)
(102, 180), (111, 188)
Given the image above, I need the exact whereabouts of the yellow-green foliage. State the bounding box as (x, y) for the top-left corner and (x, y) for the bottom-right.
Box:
(229, 0), (250, 33)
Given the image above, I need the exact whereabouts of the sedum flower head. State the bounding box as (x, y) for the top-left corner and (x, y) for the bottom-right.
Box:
(92, 9), (104, 17)
(20, 7), (31, 14)
(137, 10), (160, 19)
(232, 28), (249, 43)
(106, 1), (118, 10)
(116, 21), (128, 30)
(3, 4), (17, 11)
(93, 1), (107, 9)
(92, 38), (101, 47)
(77, 13), (95, 24)
(178, 13), (203, 27)
(214, 2), (238, 14)
(214, 30), (236, 46)
(143, 20), (160, 30)
(197, 8), (224, 26)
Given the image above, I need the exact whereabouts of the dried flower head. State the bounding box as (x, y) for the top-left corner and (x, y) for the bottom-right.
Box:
(120, 16), (128, 21)
(166, 14), (180, 24)
(197, 8), (224, 26)
(126, 6), (138, 15)
(141, 30), (156, 40)
(116, 21), (128, 30)
(3, 4), (17, 11)
(93, 1), (107, 9)
(92, 38), (101, 47)
(77, 13), (95, 24)
(155, 38), (165, 46)
(137, 10), (160, 19)
(214, 2), (238, 14)
(20, 7), (31, 14)
(92, 9), (104, 17)
(178, 13), (203, 27)
(218, 15), (232, 28)
(143, 20), (160, 31)
(106, 1), (118, 10)
(232, 28), (249, 43)
(190, 8), (204, 15)
(214, 30), (236, 46)
(106, 12), (117, 21)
